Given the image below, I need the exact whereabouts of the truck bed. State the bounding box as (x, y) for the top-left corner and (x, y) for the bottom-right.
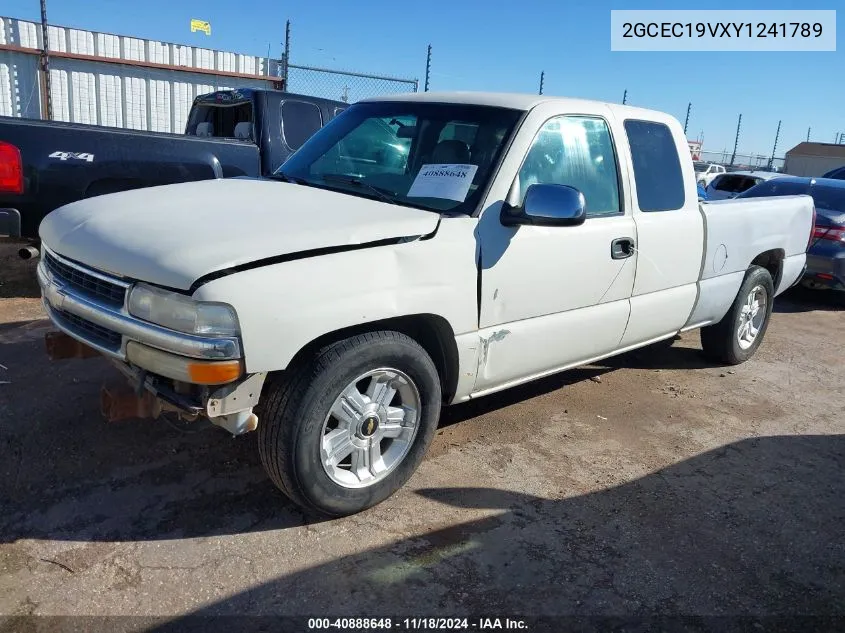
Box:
(685, 195), (815, 328)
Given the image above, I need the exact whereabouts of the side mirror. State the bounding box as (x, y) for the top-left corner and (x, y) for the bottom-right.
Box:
(501, 183), (586, 227)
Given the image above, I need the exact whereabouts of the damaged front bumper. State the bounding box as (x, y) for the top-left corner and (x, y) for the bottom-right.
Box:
(106, 356), (266, 435)
(38, 248), (265, 435)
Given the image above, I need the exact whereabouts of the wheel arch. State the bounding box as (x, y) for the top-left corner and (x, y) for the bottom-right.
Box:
(750, 249), (784, 290)
(281, 313), (460, 404)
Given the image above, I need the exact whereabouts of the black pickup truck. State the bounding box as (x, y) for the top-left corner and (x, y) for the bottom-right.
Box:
(0, 88), (347, 248)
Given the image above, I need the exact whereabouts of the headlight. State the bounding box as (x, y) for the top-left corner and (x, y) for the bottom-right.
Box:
(128, 284), (239, 337)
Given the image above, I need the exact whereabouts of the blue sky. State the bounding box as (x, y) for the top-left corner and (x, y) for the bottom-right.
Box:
(6, 0), (843, 154)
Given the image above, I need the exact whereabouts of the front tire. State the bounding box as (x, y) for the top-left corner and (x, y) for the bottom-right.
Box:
(700, 265), (774, 365)
(257, 331), (441, 517)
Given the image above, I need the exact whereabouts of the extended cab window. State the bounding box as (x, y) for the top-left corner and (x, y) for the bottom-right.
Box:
(624, 120), (685, 211)
(281, 100), (323, 151)
(517, 116), (621, 216)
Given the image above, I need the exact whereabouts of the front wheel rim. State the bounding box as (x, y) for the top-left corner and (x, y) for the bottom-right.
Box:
(320, 368), (422, 489)
(737, 284), (767, 350)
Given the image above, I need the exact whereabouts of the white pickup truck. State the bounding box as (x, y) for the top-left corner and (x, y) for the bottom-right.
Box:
(37, 92), (814, 516)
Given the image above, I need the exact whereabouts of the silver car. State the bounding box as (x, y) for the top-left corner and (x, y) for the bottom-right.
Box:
(705, 171), (784, 201)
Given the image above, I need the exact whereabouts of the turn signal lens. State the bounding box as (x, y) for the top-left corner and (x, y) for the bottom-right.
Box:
(187, 360), (243, 384)
(127, 341), (243, 385)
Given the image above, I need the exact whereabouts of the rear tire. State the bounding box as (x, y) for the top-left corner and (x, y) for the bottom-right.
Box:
(257, 331), (441, 517)
(700, 265), (774, 365)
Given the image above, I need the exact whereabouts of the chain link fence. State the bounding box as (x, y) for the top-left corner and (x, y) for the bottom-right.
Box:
(698, 150), (785, 172)
(285, 63), (418, 103)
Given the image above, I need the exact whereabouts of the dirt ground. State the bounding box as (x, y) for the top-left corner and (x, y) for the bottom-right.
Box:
(1, 242), (843, 626)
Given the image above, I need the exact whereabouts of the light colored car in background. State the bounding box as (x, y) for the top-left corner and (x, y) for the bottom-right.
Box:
(694, 161), (726, 187)
(36, 92), (814, 516)
(705, 171), (784, 201)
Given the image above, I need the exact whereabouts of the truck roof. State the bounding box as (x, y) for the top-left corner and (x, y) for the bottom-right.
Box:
(194, 87), (347, 108)
(360, 90), (667, 119)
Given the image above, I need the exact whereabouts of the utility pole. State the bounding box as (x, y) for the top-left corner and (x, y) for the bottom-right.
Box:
(683, 102), (691, 135)
(806, 127), (811, 142)
(39, 0), (53, 120)
(424, 44), (431, 92)
(283, 20), (291, 90)
(622, 89), (627, 105)
(538, 71), (544, 95)
(768, 120), (781, 169)
(730, 113), (742, 166)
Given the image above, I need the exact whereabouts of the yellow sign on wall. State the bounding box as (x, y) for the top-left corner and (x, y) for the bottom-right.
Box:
(190, 19), (211, 36)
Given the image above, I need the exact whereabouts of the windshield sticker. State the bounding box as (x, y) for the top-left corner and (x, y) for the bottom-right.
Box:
(407, 164), (478, 202)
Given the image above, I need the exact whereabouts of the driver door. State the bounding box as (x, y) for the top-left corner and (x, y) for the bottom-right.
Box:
(473, 105), (636, 393)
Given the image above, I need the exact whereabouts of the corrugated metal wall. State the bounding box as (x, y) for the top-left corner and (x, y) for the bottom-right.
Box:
(0, 16), (280, 132)
(783, 154), (845, 177)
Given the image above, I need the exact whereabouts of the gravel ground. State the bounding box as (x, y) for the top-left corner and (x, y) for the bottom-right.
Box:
(0, 243), (843, 625)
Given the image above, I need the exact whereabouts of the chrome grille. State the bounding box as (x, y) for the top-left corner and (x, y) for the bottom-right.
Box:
(55, 309), (122, 350)
(44, 251), (126, 308)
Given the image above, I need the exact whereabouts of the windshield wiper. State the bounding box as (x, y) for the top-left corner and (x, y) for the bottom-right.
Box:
(273, 172), (440, 213)
(320, 174), (397, 205)
(270, 171), (310, 185)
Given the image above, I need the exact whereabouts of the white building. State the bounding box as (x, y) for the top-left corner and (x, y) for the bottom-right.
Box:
(0, 15), (281, 132)
(783, 142), (845, 177)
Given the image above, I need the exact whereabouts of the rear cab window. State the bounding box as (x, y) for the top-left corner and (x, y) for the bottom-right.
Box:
(186, 95), (254, 140)
(624, 120), (685, 211)
(281, 100), (324, 151)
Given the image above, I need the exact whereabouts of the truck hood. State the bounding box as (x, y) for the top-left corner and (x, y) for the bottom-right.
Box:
(40, 178), (440, 290)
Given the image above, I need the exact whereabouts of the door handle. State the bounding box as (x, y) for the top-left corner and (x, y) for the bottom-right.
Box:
(611, 237), (635, 260)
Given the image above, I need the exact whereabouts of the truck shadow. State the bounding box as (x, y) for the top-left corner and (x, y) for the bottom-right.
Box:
(0, 335), (313, 543)
(0, 331), (726, 544)
(152, 434), (845, 620)
(441, 338), (710, 427)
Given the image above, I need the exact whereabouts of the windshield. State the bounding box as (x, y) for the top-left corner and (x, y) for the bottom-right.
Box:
(737, 180), (845, 212)
(276, 101), (523, 214)
(693, 162), (709, 173)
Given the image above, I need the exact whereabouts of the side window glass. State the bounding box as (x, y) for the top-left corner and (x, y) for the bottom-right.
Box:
(713, 176), (737, 192)
(281, 100), (323, 151)
(517, 115), (621, 216)
(624, 120), (685, 211)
